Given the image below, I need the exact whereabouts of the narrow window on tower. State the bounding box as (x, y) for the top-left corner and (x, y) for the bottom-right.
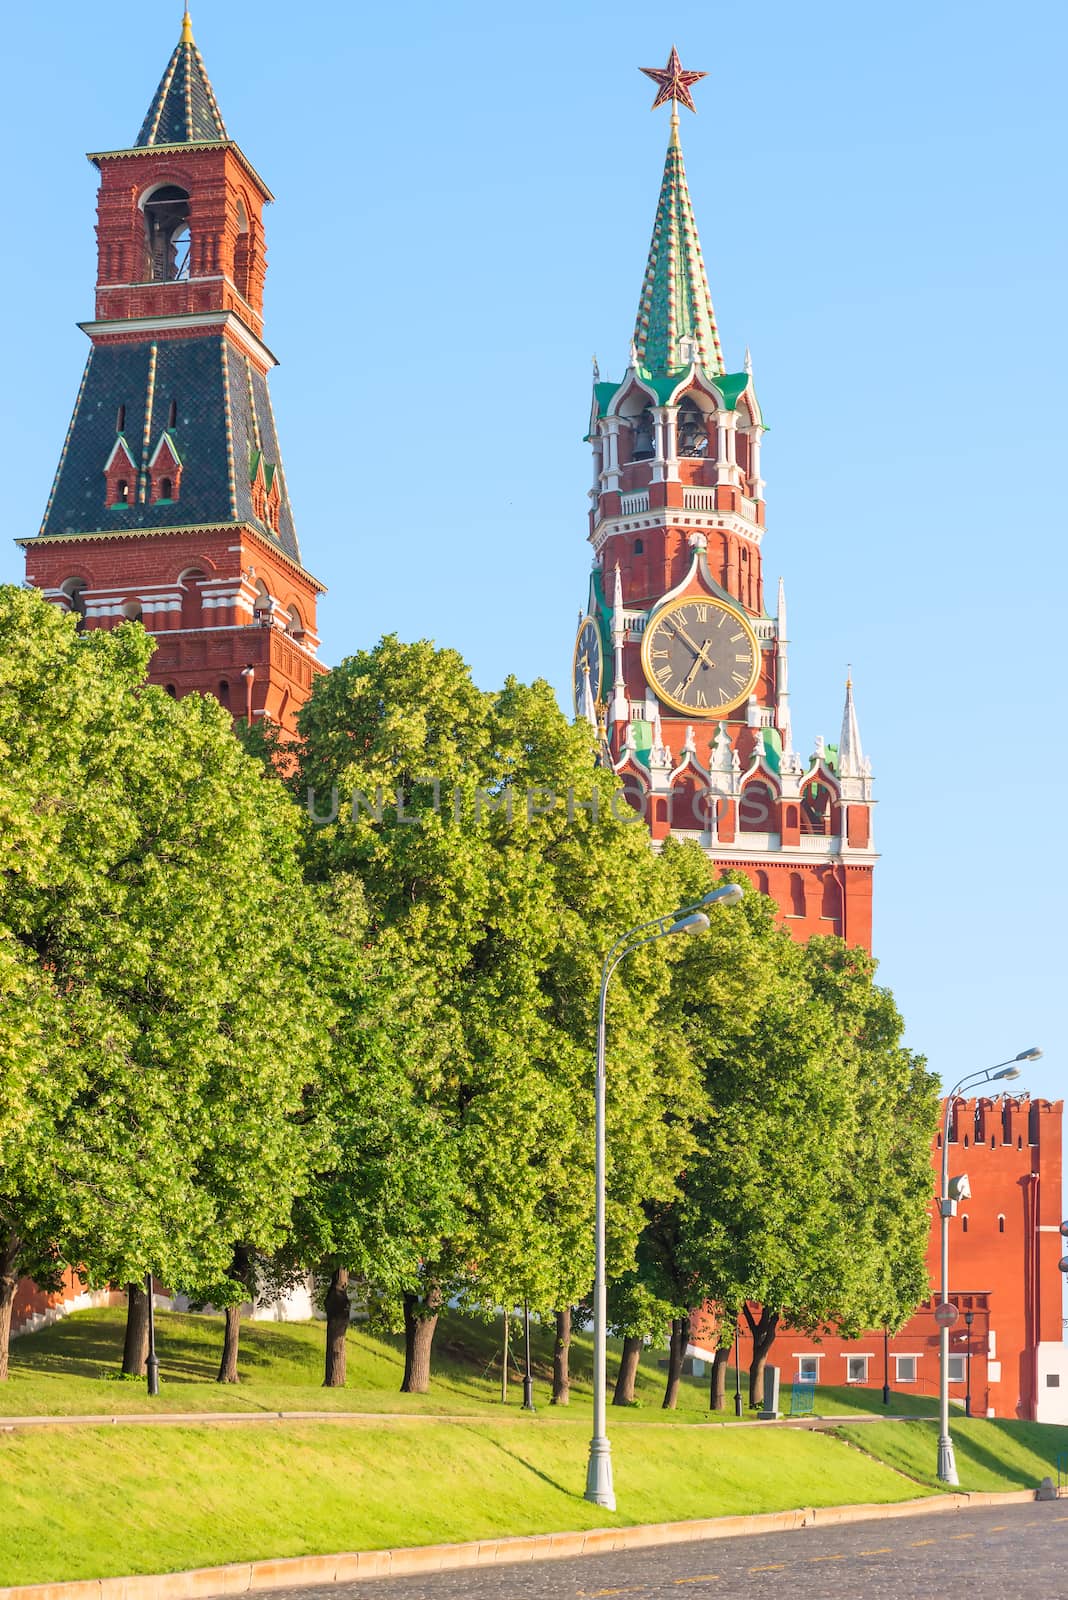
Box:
(998, 1215), (1005, 1233)
(158, 477), (173, 502)
(634, 538), (644, 555)
(61, 579), (88, 633)
(116, 479), (129, 506)
(116, 404), (126, 433)
(168, 399), (177, 429)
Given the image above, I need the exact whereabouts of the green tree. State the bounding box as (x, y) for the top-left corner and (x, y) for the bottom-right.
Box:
(293, 640), (702, 1391)
(0, 587), (332, 1379)
(662, 856), (938, 1406)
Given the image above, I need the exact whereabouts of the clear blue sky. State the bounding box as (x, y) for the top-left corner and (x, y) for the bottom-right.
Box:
(2, 2), (1064, 1104)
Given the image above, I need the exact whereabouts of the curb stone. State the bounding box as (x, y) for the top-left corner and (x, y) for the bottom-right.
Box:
(0, 1488), (1047, 1600)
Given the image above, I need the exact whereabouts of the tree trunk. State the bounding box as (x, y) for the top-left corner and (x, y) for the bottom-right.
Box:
(743, 1304), (780, 1408)
(217, 1305), (243, 1384)
(551, 1307), (571, 1405)
(401, 1286), (441, 1393)
(323, 1265), (350, 1387)
(613, 1335), (644, 1406)
(0, 1234), (20, 1383)
(662, 1313), (691, 1410)
(710, 1345), (730, 1411)
(217, 1244), (253, 1384)
(122, 1281), (149, 1377)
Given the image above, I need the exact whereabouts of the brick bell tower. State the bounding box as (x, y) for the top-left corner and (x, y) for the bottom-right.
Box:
(19, 12), (324, 735)
(573, 52), (875, 949)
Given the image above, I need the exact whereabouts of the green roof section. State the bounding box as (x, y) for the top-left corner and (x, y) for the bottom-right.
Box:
(632, 115), (725, 381)
(135, 13), (229, 148)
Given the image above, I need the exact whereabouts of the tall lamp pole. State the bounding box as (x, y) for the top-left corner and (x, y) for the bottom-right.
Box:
(936, 1048), (1040, 1485)
(964, 1310), (974, 1418)
(585, 883), (744, 1511)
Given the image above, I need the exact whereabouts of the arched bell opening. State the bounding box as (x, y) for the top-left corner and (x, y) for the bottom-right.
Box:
(144, 185), (192, 283)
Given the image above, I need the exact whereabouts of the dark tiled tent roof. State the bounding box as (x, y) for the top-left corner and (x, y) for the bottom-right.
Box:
(136, 25), (228, 147)
(37, 335), (301, 566)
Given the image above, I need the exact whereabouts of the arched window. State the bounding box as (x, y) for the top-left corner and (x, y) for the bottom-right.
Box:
(179, 569), (206, 629)
(676, 397), (708, 457)
(286, 605), (304, 641)
(820, 871), (841, 922)
(789, 871), (806, 918)
(115, 479), (130, 506)
(144, 186), (191, 283)
(739, 780), (775, 833)
(167, 400), (178, 429)
(122, 601), (142, 623)
(634, 538), (644, 555)
(61, 579), (88, 633)
(801, 782), (832, 835)
(755, 870), (769, 896)
(998, 1214), (1006, 1234)
(234, 197), (252, 300)
(962, 1214), (969, 1233)
(631, 405), (656, 461)
(252, 578), (273, 624)
(158, 477), (173, 502)
(116, 404), (126, 433)
(165, 683), (177, 698)
(218, 679), (231, 708)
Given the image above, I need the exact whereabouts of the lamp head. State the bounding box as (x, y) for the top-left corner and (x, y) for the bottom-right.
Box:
(670, 911), (711, 937)
(699, 884), (744, 909)
(948, 1173), (971, 1202)
(1015, 1046), (1043, 1062)
(993, 1065), (1021, 1082)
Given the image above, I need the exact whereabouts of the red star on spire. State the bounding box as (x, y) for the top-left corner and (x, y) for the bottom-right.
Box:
(640, 47), (707, 113)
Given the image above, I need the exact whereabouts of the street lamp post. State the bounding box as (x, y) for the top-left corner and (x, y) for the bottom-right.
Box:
(584, 883), (745, 1511)
(882, 1326), (890, 1408)
(936, 1047), (1040, 1485)
(964, 1310), (974, 1419)
(734, 1321), (743, 1418)
(145, 1271), (160, 1398)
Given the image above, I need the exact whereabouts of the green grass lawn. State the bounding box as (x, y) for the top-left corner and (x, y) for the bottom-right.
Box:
(0, 1312), (1059, 1586)
(839, 1417), (1068, 1493)
(0, 1418), (932, 1585)
(0, 1307), (936, 1421)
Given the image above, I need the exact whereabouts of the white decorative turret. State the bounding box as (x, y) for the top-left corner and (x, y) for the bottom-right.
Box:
(610, 564), (628, 728)
(775, 576), (793, 759)
(580, 660), (598, 730)
(838, 671), (864, 777)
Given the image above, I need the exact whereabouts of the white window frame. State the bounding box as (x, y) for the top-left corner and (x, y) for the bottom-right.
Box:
(895, 1355), (918, 1383)
(947, 1354), (966, 1384)
(796, 1356), (820, 1384)
(845, 1354), (871, 1384)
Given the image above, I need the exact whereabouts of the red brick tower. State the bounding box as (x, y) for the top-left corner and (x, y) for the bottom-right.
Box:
(573, 55), (874, 948)
(19, 12), (324, 734)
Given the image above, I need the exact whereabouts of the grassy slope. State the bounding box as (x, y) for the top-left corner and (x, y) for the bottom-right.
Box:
(0, 1308), (937, 1421)
(1, 1313), (1061, 1586)
(839, 1417), (1068, 1493)
(0, 1421), (929, 1585)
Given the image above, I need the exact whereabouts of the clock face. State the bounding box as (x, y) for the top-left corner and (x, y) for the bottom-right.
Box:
(641, 596), (761, 717)
(572, 615), (604, 714)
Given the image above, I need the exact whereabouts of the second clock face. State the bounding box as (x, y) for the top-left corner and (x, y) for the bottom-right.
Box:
(572, 615), (604, 713)
(641, 596), (761, 717)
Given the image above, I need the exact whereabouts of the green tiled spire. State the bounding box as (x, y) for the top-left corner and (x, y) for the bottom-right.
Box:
(632, 113), (724, 379)
(135, 12), (228, 148)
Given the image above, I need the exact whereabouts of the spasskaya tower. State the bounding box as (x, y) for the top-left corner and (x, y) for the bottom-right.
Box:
(573, 52), (875, 949)
(19, 12), (324, 735)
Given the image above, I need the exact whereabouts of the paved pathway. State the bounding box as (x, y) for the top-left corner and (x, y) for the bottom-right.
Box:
(258, 1503), (1068, 1600)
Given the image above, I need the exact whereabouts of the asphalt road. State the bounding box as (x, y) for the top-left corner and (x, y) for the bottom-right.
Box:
(263, 1503), (1068, 1600)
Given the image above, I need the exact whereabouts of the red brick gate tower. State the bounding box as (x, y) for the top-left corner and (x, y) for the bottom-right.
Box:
(19, 12), (324, 734)
(572, 53), (874, 949)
